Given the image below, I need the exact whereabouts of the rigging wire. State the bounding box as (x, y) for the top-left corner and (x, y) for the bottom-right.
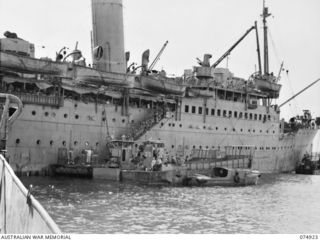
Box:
(285, 71), (301, 117)
(268, 29), (281, 66)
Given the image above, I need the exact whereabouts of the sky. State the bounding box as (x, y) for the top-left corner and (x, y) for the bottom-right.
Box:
(0, 0), (319, 147)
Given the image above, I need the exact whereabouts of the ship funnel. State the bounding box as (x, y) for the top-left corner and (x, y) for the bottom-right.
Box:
(91, 0), (126, 73)
(141, 49), (150, 72)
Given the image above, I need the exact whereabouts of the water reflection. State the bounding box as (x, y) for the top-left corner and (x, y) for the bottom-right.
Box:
(21, 174), (320, 234)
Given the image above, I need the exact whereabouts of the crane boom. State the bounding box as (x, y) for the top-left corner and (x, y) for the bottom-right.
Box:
(279, 78), (320, 108)
(148, 41), (169, 71)
(211, 25), (255, 68)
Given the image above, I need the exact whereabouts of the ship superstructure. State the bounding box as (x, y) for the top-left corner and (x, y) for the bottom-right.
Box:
(0, 0), (318, 174)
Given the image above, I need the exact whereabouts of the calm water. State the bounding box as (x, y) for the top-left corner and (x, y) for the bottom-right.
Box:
(21, 174), (320, 234)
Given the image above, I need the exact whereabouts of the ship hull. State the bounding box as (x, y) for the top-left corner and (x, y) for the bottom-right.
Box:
(5, 96), (317, 174)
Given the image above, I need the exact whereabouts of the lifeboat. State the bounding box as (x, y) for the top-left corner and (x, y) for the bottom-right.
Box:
(253, 74), (281, 98)
(139, 74), (186, 96)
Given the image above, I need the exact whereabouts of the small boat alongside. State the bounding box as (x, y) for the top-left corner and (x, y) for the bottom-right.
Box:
(182, 167), (261, 187)
(295, 153), (320, 175)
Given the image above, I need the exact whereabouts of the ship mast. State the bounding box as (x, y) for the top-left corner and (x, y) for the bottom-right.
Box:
(262, 0), (271, 75)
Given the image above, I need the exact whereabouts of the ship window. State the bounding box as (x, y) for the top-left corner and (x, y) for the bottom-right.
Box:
(228, 111), (232, 118)
(216, 127), (218, 130)
(211, 109), (215, 116)
(74, 141), (78, 146)
(112, 118), (116, 122)
(273, 131), (275, 134)
(266, 130), (269, 133)
(249, 113), (253, 120)
(168, 123), (171, 127)
(192, 106), (196, 113)
(244, 113), (248, 119)
(161, 122), (164, 127)
(32, 111), (36, 116)
(131, 120), (134, 123)
(74, 103), (78, 108)
(248, 129), (251, 132)
(254, 114), (257, 120)
(234, 111), (238, 118)
(217, 109), (221, 116)
(233, 128), (236, 132)
(179, 124), (182, 128)
(75, 114), (79, 119)
(171, 145), (175, 149)
(172, 123), (175, 127)
(224, 127), (227, 131)
(268, 115), (271, 121)
(44, 112), (49, 117)
(206, 108), (209, 115)
(36, 140), (41, 145)
(102, 117), (106, 122)
(239, 112), (243, 118)
(260, 130), (262, 133)
(198, 107), (203, 115)
(193, 145), (195, 149)
(199, 146), (202, 149)
(259, 114), (262, 120)
(64, 114), (68, 118)
(185, 105), (189, 113)
(223, 110), (227, 117)
(206, 146), (209, 149)
(240, 129), (243, 132)
(15, 139), (20, 144)
(122, 119), (125, 123)
(203, 126), (206, 129)
(253, 129), (255, 133)
(62, 141), (66, 146)
(50, 140), (54, 146)
(263, 115), (267, 122)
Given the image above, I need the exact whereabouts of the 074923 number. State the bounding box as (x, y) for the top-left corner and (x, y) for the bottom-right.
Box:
(300, 235), (319, 240)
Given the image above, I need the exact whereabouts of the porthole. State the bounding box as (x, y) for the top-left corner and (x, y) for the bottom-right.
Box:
(233, 128), (236, 132)
(15, 139), (20, 144)
(74, 141), (78, 146)
(171, 145), (174, 149)
(253, 129), (255, 133)
(161, 122), (164, 127)
(193, 145), (195, 149)
(44, 112), (49, 117)
(199, 146), (202, 149)
(216, 127), (218, 130)
(32, 111), (36, 116)
(74, 103), (78, 108)
(203, 126), (206, 129)
(206, 146), (209, 149)
(248, 129), (251, 132)
(50, 140), (54, 146)
(112, 118), (116, 122)
(75, 114), (79, 119)
(62, 141), (66, 146)
(64, 114), (68, 118)
(179, 124), (182, 128)
(168, 123), (171, 127)
(172, 123), (175, 127)
(224, 128), (227, 131)
(102, 117), (106, 122)
(36, 140), (41, 145)
(122, 119), (125, 123)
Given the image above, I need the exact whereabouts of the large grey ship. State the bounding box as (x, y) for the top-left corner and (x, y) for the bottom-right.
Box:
(0, 0), (318, 174)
